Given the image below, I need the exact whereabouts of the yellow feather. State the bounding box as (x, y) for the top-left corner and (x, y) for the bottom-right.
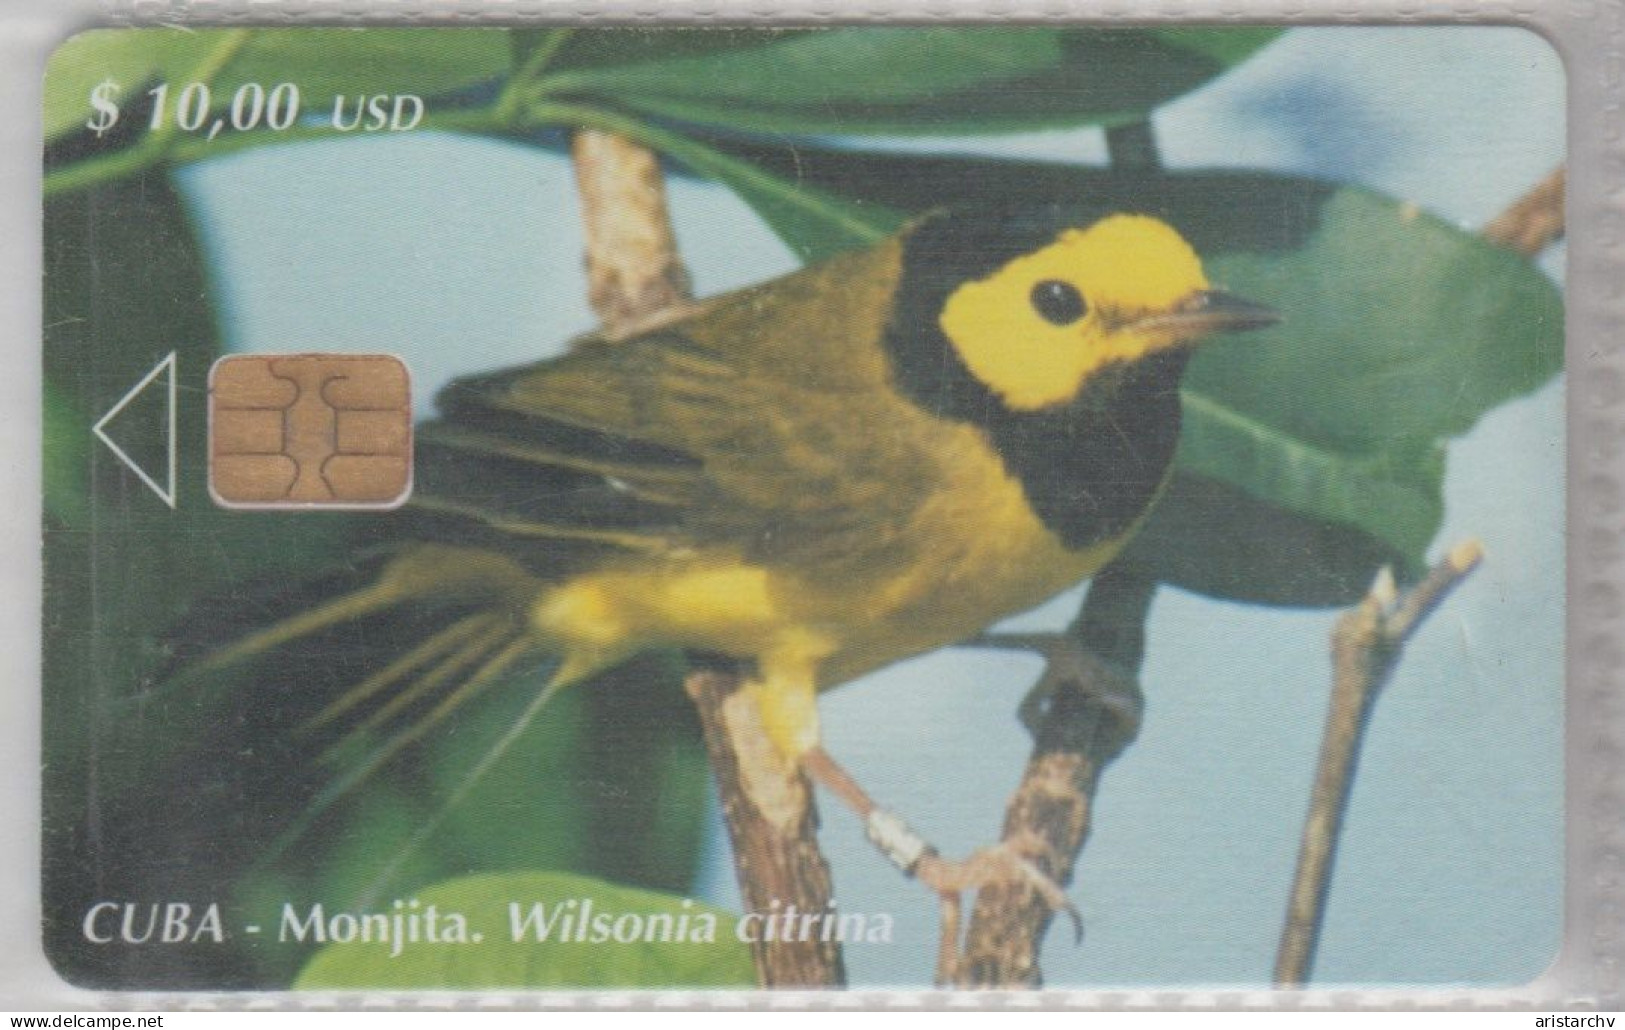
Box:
(939, 214), (1209, 410)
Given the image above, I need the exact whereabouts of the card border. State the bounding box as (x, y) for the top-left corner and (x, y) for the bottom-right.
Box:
(6, 0), (1619, 1010)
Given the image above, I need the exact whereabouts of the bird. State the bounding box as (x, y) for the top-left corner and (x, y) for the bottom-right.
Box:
(175, 202), (1277, 920)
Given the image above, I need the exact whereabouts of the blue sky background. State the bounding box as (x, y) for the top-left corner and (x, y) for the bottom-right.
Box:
(175, 25), (1566, 989)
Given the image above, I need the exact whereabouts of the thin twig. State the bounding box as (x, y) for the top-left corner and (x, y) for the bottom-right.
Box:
(1482, 166), (1565, 258)
(1274, 165), (1549, 986)
(569, 130), (842, 987)
(1274, 540), (1484, 987)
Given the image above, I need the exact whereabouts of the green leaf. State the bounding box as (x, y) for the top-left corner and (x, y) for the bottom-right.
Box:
(293, 871), (756, 989)
(690, 145), (1563, 603)
(45, 27), (510, 142)
(543, 27), (818, 74)
(1113, 471), (1430, 607)
(537, 27), (1282, 137)
(219, 29), (507, 109)
(646, 135), (896, 260)
(536, 104), (900, 262)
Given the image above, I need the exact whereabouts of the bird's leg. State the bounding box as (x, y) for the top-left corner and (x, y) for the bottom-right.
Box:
(801, 742), (1080, 919)
(798, 745), (1082, 984)
(749, 655), (1082, 983)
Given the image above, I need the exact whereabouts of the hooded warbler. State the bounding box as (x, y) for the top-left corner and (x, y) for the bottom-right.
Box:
(187, 204), (1276, 897)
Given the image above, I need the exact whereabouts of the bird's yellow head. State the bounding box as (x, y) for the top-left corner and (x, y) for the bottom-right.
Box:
(936, 213), (1273, 411)
(883, 206), (1278, 551)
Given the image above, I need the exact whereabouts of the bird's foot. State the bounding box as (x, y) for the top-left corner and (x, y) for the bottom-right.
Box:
(915, 839), (1077, 925)
(967, 630), (1143, 746)
(864, 807), (1081, 986)
(801, 748), (1082, 985)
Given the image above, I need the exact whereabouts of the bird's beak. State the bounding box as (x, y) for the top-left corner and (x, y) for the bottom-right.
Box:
(1129, 290), (1281, 341)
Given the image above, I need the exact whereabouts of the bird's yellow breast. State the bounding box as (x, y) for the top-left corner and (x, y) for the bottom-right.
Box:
(807, 418), (1138, 684)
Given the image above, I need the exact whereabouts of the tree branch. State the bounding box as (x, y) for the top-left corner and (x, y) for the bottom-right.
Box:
(957, 562), (1156, 987)
(685, 670), (846, 986)
(1274, 540), (1484, 987)
(569, 129), (842, 987)
(571, 128), (695, 337)
(1482, 166), (1565, 258)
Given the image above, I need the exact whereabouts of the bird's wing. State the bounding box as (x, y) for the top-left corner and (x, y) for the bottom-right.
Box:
(408, 239), (934, 572)
(414, 334), (930, 573)
(407, 344), (706, 574)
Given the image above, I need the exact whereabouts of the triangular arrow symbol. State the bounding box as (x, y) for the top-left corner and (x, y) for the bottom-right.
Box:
(92, 352), (177, 508)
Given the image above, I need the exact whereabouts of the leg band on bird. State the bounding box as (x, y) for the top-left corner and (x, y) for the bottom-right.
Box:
(865, 808), (936, 876)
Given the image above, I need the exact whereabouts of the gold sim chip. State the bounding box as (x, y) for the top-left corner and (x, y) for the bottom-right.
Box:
(208, 354), (412, 509)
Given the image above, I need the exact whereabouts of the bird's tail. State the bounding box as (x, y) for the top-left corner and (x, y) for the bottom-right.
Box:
(148, 542), (566, 880)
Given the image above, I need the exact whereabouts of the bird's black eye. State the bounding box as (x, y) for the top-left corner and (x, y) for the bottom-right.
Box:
(1030, 280), (1087, 325)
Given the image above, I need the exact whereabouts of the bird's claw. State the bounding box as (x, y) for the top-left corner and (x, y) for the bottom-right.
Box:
(862, 807), (1081, 985)
(911, 840), (1082, 988)
(914, 842), (1083, 945)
